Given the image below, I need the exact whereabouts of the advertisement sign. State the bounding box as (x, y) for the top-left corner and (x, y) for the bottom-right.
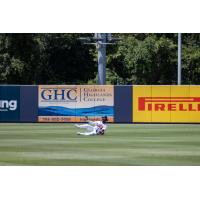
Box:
(133, 85), (152, 122)
(170, 86), (190, 122)
(133, 85), (200, 123)
(0, 86), (20, 121)
(151, 86), (171, 122)
(189, 86), (200, 123)
(38, 85), (114, 122)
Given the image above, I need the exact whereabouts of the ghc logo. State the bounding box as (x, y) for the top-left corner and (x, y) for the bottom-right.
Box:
(138, 97), (200, 111)
(0, 100), (17, 111)
(41, 88), (77, 102)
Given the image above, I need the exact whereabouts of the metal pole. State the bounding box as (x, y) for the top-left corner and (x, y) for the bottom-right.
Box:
(97, 33), (106, 85)
(178, 33), (182, 85)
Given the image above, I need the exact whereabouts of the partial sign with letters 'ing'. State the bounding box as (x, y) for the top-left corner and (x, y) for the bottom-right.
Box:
(0, 86), (20, 121)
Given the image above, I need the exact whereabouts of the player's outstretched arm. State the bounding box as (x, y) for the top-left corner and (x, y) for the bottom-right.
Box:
(85, 116), (96, 126)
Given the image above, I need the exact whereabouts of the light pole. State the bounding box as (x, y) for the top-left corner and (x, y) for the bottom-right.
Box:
(79, 33), (119, 85)
(96, 33), (106, 85)
(178, 33), (182, 85)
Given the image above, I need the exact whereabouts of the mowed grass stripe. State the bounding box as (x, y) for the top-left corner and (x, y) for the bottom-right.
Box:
(0, 123), (200, 165)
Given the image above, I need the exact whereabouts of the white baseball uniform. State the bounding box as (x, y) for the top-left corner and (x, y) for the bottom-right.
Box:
(75, 120), (107, 136)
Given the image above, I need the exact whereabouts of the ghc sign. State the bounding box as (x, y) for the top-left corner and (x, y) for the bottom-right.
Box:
(138, 97), (200, 111)
(41, 88), (77, 101)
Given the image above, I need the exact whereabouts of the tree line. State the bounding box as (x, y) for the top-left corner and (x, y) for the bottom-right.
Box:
(0, 33), (200, 85)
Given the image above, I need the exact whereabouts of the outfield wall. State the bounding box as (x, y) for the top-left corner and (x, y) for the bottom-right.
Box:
(1, 85), (200, 123)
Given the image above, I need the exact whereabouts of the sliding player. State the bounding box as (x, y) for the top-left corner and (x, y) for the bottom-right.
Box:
(75, 116), (108, 136)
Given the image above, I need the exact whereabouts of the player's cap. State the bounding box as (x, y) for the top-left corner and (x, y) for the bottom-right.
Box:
(102, 116), (108, 122)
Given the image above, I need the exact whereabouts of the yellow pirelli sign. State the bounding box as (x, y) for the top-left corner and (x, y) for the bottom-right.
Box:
(133, 86), (200, 123)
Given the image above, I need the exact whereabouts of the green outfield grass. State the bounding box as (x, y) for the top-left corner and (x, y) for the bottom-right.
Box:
(0, 123), (200, 165)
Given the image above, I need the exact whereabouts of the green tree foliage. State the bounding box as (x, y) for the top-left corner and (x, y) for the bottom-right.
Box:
(37, 33), (96, 84)
(181, 34), (200, 84)
(0, 33), (96, 84)
(0, 33), (200, 85)
(107, 33), (200, 85)
(108, 35), (177, 84)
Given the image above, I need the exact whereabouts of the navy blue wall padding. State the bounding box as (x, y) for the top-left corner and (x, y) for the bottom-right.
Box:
(114, 86), (132, 122)
(20, 86), (38, 122)
(0, 86), (20, 121)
